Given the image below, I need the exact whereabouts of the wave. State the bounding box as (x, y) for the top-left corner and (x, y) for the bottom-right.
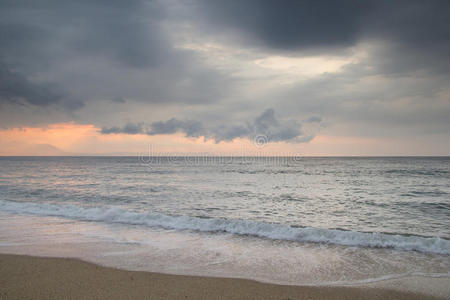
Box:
(1, 200), (449, 254)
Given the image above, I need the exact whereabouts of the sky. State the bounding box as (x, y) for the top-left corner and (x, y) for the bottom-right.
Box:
(1, 0), (449, 156)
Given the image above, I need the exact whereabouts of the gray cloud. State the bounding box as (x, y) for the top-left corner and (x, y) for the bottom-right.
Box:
(101, 122), (144, 135)
(250, 108), (303, 142)
(198, 0), (370, 51)
(0, 0), (168, 69)
(1, 0), (449, 152)
(102, 109), (315, 144)
(111, 97), (127, 104)
(263, 60), (450, 137)
(305, 116), (322, 123)
(196, 0), (450, 74)
(0, 0), (230, 114)
(151, 108), (309, 143)
(147, 118), (206, 138)
(0, 64), (63, 106)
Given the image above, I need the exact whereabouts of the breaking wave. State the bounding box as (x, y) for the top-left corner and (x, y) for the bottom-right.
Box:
(1, 200), (449, 254)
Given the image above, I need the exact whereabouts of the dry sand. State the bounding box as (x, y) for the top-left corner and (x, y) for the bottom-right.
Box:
(0, 254), (443, 299)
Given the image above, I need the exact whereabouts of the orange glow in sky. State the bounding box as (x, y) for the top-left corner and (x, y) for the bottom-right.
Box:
(1, 122), (447, 156)
(0, 122), (306, 156)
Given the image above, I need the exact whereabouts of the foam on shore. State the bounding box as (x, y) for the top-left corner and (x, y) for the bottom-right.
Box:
(1, 199), (449, 254)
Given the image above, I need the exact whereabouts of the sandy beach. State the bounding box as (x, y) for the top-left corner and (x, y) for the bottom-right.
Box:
(0, 254), (443, 300)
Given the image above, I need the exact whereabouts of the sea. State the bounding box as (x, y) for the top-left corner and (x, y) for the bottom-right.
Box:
(0, 156), (449, 293)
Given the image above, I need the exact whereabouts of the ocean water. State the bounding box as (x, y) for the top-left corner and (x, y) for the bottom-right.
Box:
(0, 156), (449, 288)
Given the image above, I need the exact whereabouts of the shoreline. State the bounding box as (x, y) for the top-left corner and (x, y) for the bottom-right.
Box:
(0, 254), (445, 300)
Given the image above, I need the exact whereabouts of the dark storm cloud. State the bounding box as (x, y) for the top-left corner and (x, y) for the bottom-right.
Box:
(1, 0), (449, 145)
(198, 0), (371, 51)
(364, 0), (450, 75)
(64, 0), (169, 69)
(0, 0), (168, 69)
(197, 0), (450, 73)
(0, 0), (173, 111)
(102, 109), (314, 144)
(0, 64), (62, 106)
(0, 0), (238, 123)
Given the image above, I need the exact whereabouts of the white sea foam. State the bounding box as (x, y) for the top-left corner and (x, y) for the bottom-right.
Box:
(1, 199), (449, 254)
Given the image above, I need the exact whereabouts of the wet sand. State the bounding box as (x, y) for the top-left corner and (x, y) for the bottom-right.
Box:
(0, 254), (444, 300)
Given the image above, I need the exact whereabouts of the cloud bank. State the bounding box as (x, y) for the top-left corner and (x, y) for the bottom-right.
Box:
(101, 109), (316, 144)
(1, 0), (449, 154)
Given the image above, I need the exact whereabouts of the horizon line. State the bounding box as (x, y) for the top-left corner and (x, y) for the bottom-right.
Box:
(1, 155), (449, 158)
